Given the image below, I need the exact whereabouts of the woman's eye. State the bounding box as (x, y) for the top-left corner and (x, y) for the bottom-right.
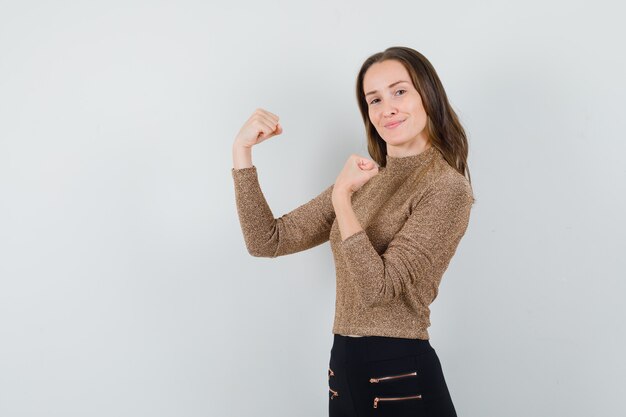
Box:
(369, 90), (406, 105)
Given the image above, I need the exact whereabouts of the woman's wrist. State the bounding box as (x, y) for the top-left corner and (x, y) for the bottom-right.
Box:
(232, 144), (253, 169)
(332, 185), (353, 205)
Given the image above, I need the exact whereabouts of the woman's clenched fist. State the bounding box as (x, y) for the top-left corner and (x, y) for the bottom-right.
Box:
(233, 108), (283, 149)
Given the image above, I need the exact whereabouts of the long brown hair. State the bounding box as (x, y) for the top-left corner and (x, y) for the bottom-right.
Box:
(355, 46), (472, 185)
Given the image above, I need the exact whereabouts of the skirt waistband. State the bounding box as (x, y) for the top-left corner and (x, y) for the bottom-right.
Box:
(331, 333), (434, 364)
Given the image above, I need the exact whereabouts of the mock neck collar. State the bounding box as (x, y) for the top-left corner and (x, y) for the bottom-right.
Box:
(384, 145), (439, 173)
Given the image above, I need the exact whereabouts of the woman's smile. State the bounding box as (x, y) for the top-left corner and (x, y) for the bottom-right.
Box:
(384, 119), (405, 129)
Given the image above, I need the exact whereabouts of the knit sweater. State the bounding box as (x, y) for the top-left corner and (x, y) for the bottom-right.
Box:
(231, 146), (474, 340)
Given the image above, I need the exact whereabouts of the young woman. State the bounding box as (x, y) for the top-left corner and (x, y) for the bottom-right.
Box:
(231, 46), (474, 417)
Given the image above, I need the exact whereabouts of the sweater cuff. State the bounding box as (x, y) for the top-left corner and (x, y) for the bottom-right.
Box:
(231, 165), (257, 176)
(339, 229), (369, 250)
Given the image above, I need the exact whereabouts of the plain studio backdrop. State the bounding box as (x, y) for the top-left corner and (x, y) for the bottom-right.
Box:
(1, 1), (624, 416)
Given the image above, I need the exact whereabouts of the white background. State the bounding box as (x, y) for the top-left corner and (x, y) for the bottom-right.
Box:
(1, 1), (624, 416)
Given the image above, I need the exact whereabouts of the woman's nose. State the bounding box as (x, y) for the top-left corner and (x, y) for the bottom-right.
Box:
(383, 108), (397, 117)
(382, 102), (398, 116)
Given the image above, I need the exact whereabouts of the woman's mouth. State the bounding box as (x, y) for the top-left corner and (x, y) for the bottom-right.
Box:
(385, 119), (405, 129)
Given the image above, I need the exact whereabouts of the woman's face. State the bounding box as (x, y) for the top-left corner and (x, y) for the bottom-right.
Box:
(363, 60), (430, 153)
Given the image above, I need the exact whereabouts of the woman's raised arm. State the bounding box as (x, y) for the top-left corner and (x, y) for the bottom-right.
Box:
(232, 166), (335, 257)
(231, 108), (336, 257)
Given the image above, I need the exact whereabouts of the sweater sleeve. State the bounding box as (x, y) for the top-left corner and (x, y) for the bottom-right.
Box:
(231, 165), (336, 258)
(339, 175), (474, 308)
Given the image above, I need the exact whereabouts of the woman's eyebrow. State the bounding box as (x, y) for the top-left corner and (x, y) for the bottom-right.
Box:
(365, 80), (409, 97)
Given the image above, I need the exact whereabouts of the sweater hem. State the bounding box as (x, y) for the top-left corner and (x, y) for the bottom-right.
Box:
(332, 326), (429, 340)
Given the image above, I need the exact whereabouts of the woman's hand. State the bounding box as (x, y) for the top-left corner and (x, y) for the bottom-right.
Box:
(233, 108), (283, 149)
(332, 155), (379, 200)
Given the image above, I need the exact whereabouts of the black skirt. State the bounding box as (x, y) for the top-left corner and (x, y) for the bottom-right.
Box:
(328, 334), (457, 417)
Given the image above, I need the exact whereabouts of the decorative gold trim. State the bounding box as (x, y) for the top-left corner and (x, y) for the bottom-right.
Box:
(373, 394), (422, 408)
(369, 371), (417, 383)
